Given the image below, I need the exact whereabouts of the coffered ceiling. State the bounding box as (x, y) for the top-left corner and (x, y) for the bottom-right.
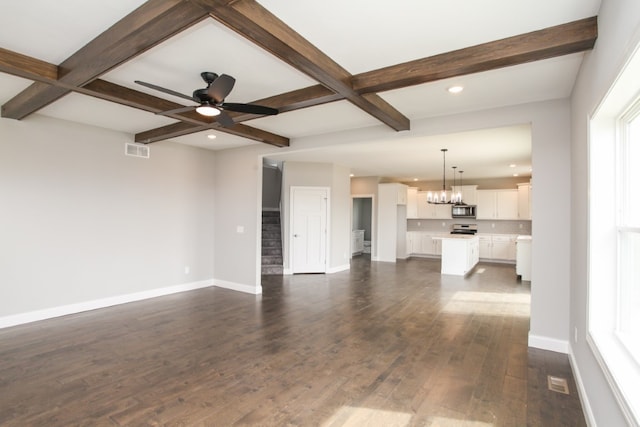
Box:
(0, 0), (601, 181)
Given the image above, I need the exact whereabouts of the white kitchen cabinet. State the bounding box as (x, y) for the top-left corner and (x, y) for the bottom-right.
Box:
(451, 185), (478, 206)
(420, 233), (442, 255)
(440, 236), (479, 276)
(406, 187), (418, 219)
(478, 234), (517, 261)
(416, 191), (452, 219)
(516, 235), (532, 280)
(406, 232), (442, 256)
(478, 235), (492, 258)
(395, 183), (408, 205)
(491, 235), (512, 260)
(476, 189), (518, 220)
(517, 183), (532, 220)
(352, 230), (364, 255)
(406, 231), (417, 254)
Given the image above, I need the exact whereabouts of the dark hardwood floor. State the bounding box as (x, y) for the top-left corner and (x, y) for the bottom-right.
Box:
(0, 257), (586, 426)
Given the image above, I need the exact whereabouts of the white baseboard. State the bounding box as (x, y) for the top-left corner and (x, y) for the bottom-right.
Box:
(528, 333), (569, 354)
(214, 279), (262, 295)
(0, 279), (214, 329)
(569, 345), (597, 427)
(327, 263), (350, 274)
(283, 268), (293, 275)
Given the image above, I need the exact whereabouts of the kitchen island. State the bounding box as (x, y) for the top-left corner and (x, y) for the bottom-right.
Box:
(433, 234), (479, 276)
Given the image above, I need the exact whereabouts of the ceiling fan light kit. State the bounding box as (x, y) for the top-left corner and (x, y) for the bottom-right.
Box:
(195, 104), (220, 116)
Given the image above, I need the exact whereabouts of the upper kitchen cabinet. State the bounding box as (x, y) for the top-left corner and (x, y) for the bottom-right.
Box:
(416, 191), (452, 219)
(451, 185), (478, 206)
(476, 189), (519, 220)
(407, 187), (419, 218)
(390, 183), (408, 205)
(517, 183), (532, 220)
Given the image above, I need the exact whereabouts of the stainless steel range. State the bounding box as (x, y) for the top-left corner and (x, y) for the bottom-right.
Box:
(450, 223), (477, 235)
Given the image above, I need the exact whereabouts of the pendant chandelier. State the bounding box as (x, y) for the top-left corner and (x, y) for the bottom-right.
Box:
(427, 148), (450, 204)
(427, 148), (465, 205)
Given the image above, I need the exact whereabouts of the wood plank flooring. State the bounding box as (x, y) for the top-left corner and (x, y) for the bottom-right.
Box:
(0, 257), (586, 426)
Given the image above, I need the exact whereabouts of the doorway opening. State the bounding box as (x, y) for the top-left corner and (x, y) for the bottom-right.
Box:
(352, 195), (374, 260)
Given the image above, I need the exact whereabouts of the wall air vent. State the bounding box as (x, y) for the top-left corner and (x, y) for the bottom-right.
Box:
(125, 142), (150, 159)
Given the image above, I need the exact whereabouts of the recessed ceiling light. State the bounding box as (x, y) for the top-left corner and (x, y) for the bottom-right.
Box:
(350, 174), (354, 177)
(207, 134), (217, 140)
(413, 178), (418, 181)
(447, 85), (464, 94)
(509, 164), (516, 168)
(513, 173), (519, 177)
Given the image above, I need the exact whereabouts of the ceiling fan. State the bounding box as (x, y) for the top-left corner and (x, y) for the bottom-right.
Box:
(134, 72), (279, 127)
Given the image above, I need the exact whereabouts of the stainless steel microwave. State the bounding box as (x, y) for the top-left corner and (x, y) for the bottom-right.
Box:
(451, 204), (477, 218)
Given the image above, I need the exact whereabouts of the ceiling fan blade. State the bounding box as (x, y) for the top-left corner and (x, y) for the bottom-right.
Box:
(222, 103), (279, 116)
(216, 111), (235, 127)
(134, 80), (194, 102)
(156, 105), (196, 116)
(207, 74), (235, 103)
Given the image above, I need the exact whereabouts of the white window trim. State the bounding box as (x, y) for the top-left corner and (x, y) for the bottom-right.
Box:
(588, 40), (640, 427)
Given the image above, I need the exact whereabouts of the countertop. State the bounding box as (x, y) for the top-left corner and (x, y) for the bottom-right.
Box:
(432, 234), (479, 240)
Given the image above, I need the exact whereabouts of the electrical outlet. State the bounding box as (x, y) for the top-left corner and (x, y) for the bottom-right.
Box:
(184, 266), (190, 275)
(519, 223), (523, 229)
(417, 221), (421, 226)
(442, 222), (446, 227)
(491, 223), (495, 228)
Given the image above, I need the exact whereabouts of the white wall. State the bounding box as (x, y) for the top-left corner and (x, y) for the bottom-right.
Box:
(212, 144), (269, 294)
(0, 115), (216, 321)
(570, 0), (640, 424)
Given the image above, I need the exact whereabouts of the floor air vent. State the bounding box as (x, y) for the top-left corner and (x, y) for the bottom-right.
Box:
(547, 375), (570, 394)
(125, 143), (150, 159)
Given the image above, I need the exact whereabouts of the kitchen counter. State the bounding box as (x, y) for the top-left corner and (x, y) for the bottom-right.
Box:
(437, 235), (479, 276)
(432, 234), (478, 240)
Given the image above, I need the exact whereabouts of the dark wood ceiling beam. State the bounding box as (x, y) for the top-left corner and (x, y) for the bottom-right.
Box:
(2, 0), (209, 120)
(192, 0), (410, 131)
(135, 120), (289, 147)
(352, 17), (598, 94)
(0, 48), (58, 82)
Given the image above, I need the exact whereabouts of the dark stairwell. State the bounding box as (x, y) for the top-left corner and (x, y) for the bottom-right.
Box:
(261, 210), (283, 275)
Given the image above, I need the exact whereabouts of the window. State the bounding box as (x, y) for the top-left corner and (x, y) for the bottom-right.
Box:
(589, 42), (640, 425)
(617, 105), (640, 361)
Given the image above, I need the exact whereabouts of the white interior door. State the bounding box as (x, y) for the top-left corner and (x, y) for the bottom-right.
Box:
(291, 187), (328, 273)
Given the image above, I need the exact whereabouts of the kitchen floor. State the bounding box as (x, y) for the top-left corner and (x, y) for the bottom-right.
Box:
(0, 258), (585, 426)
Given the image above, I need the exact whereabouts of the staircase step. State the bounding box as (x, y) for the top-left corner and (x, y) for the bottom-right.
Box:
(262, 255), (283, 265)
(262, 247), (282, 256)
(262, 231), (280, 239)
(262, 239), (281, 248)
(262, 224), (281, 232)
(262, 265), (284, 275)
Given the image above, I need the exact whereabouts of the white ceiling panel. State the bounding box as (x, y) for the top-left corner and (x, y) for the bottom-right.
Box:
(38, 93), (175, 134)
(0, 1), (147, 64)
(248, 100), (383, 139)
(379, 53), (584, 121)
(258, 0), (601, 74)
(103, 18), (317, 106)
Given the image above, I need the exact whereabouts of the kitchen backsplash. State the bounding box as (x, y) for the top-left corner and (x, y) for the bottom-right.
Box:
(407, 219), (532, 235)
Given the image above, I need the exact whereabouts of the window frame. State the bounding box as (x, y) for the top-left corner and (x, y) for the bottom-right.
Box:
(587, 42), (640, 426)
